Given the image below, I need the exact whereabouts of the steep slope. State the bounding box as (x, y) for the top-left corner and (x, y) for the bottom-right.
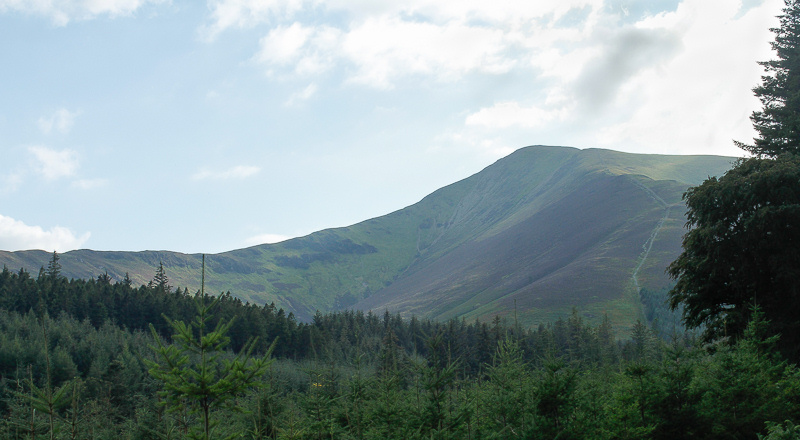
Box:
(354, 148), (735, 329)
(0, 146), (734, 329)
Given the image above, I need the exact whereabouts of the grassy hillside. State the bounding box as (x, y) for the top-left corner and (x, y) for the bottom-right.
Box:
(0, 146), (735, 330)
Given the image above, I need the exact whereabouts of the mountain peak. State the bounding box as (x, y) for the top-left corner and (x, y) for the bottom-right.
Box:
(0, 146), (735, 331)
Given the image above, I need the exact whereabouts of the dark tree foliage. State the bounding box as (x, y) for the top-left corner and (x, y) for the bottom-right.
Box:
(740, 0), (800, 157)
(670, 0), (800, 364)
(147, 294), (274, 439)
(0, 265), (305, 359)
(0, 265), (799, 439)
(46, 251), (61, 281)
(149, 261), (171, 294)
(668, 155), (800, 361)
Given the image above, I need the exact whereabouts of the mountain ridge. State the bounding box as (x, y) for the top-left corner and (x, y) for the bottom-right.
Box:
(0, 146), (736, 331)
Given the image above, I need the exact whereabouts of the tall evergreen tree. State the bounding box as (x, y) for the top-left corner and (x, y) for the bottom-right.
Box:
(45, 251), (61, 281)
(146, 256), (275, 439)
(669, 0), (800, 362)
(482, 338), (529, 439)
(150, 261), (171, 294)
(739, 0), (800, 156)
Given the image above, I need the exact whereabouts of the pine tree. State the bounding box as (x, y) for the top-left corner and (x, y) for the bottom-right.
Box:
(150, 261), (171, 294)
(146, 255), (275, 440)
(669, 3), (800, 357)
(419, 332), (464, 438)
(740, 0), (800, 156)
(483, 337), (529, 438)
(22, 317), (75, 440)
(46, 251), (61, 281)
(535, 356), (578, 439)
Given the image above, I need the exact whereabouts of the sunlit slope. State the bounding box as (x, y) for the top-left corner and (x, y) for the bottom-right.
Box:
(0, 146), (734, 327)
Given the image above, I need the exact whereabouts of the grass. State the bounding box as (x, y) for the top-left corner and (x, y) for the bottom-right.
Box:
(0, 146), (735, 333)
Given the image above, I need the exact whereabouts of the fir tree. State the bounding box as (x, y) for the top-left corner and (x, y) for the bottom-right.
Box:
(740, 0), (800, 156)
(146, 255), (275, 440)
(45, 251), (61, 281)
(150, 261), (171, 294)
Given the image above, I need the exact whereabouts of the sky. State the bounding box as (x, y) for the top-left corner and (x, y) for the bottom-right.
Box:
(0, 0), (784, 254)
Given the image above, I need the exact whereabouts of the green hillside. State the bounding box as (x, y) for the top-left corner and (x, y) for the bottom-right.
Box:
(0, 146), (735, 331)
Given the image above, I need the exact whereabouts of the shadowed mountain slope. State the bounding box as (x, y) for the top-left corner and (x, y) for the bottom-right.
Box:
(0, 146), (735, 331)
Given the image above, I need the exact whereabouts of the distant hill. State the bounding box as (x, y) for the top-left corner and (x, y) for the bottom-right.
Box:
(0, 146), (735, 332)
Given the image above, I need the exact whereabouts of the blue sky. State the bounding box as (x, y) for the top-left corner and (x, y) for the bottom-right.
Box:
(0, 0), (783, 254)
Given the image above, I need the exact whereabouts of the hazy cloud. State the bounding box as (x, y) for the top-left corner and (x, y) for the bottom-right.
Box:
(192, 165), (261, 180)
(242, 1), (605, 88)
(572, 26), (681, 111)
(433, 129), (517, 160)
(0, 0), (167, 25)
(244, 233), (291, 246)
(465, 101), (566, 129)
(202, 0), (306, 40)
(594, 0), (781, 155)
(254, 22), (339, 76)
(452, 0), (782, 157)
(285, 83), (318, 106)
(38, 108), (79, 134)
(29, 146), (79, 180)
(0, 214), (90, 252)
(72, 178), (108, 190)
(340, 17), (512, 88)
(205, 0), (605, 37)
(0, 172), (23, 194)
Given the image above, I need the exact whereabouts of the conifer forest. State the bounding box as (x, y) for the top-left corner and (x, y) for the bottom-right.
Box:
(0, 262), (798, 440)
(2, 1), (800, 438)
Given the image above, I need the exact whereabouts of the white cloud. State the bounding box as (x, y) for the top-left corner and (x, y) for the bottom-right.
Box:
(202, 0), (306, 40)
(0, 214), (90, 252)
(592, 0), (782, 155)
(255, 22), (316, 66)
(0, 0), (167, 25)
(212, 0), (781, 157)
(244, 233), (291, 246)
(571, 26), (681, 111)
(206, 0), (605, 37)
(285, 83), (318, 106)
(340, 16), (513, 88)
(29, 146), (79, 180)
(449, 0), (783, 157)
(244, 1), (606, 88)
(192, 165), (261, 180)
(465, 101), (567, 129)
(254, 22), (340, 76)
(432, 129), (517, 160)
(38, 108), (79, 134)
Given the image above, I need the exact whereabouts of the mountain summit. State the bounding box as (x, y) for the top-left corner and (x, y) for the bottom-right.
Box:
(0, 146), (734, 330)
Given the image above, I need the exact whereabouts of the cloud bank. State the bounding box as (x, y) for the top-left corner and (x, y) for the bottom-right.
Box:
(206, 0), (782, 156)
(0, 214), (90, 252)
(0, 0), (167, 25)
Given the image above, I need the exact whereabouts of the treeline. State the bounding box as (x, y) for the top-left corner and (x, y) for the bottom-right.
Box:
(0, 263), (797, 439)
(0, 261), (630, 370)
(0, 264), (309, 359)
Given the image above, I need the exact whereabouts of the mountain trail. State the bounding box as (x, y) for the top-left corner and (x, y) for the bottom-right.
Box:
(628, 177), (670, 293)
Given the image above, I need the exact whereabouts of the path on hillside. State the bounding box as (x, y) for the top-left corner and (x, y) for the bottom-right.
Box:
(628, 177), (671, 293)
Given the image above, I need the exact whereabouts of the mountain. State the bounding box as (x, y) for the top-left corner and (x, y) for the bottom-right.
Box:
(0, 146), (735, 332)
